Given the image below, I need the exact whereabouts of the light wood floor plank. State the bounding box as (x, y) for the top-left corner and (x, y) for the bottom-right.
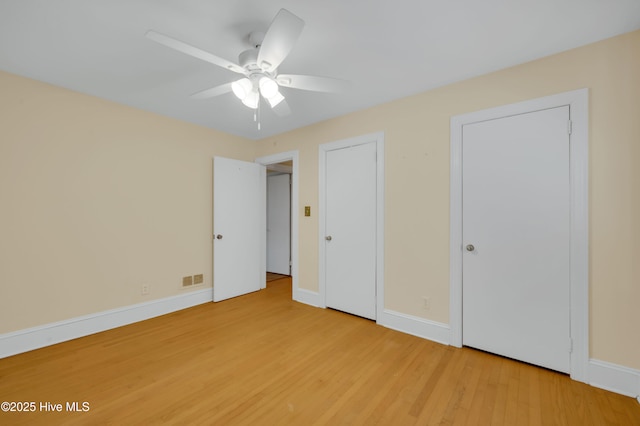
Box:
(1, 278), (639, 425)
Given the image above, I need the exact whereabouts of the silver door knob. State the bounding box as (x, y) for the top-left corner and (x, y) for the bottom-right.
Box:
(466, 244), (475, 252)
(216, 234), (223, 240)
(325, 236), (332, 241)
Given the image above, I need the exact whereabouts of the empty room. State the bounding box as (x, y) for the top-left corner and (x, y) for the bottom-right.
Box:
(1, 1), (639, 424)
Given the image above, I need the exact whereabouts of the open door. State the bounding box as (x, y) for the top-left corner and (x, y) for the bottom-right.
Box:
(213, 157), (266, 302)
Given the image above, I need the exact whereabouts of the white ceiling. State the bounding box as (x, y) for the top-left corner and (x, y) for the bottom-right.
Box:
(1, 1), (639, 140)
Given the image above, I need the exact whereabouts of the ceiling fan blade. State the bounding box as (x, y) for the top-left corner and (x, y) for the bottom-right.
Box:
(277, 74), (350, 93)
(272, 99), (291, 117)
(190, 82), (233, 100)
(257, 9), (304, 72)
(146, 30), (245, 74)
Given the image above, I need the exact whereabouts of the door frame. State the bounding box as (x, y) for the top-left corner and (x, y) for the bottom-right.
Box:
(449, 89), (589, 382)
(319, 132), (385, 319)
(255, 151), (299, 298)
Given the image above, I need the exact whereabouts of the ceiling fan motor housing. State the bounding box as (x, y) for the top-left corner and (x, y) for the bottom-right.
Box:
(239, 48), (265, 73)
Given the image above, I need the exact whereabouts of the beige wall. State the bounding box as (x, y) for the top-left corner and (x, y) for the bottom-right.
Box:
(256, 30), (640, 370)
(1, 29), (638, 371)
(0, 71), (255, 332)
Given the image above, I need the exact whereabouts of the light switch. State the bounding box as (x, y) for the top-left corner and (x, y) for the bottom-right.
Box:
(304, 206), (311, 217)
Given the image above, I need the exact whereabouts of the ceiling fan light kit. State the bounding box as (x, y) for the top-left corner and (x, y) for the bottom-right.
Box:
(146, 8), (348, 122)
(231, 75), (283, 109)
(231, 78), (252, 100)
(259, 77), (279, 99)
(242, 89), (259, 109)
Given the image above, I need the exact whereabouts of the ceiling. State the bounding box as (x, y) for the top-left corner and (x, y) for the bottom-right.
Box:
(1, 1), (639, 140)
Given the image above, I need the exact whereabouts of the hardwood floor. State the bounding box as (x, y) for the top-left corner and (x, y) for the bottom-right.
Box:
(266, 272), (290, 282)
(1, 278), (639, 425)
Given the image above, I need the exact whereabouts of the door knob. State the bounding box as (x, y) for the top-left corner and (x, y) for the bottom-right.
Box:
(216, 234), (223, 240)
(325, 236), (332, 241)
(466, 244), (475, 252)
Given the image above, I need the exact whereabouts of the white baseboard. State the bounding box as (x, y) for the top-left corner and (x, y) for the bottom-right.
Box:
(294, 288), (322, 308)
(589, 359), (640, 399)
(0, 288), (213, 359)
(378, 309), (450, 345)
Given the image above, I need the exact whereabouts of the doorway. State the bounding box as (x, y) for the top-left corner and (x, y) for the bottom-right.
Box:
(450, 89), (589, 382)
(256, 151), (299, 301)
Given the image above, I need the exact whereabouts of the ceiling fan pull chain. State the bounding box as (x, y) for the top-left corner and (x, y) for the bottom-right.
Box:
(257, 99), (262, 130)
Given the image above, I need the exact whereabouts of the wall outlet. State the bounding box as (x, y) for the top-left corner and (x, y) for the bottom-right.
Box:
(182, 276), (193, 287)
(141, 284), (150, 295)
(422, 296), (430, 311)
(193, 274), (203, 285)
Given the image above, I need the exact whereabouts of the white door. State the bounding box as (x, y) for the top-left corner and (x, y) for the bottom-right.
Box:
(462, 106), (571, 373)
(267, 173), (291, 275)
(324, 142), (377, 320)
(213, 156), (266, 302)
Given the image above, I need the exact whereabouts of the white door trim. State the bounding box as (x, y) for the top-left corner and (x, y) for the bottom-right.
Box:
(256, 151), (299, 299)
(450, 89), (589, 383)
(319, 132), (385, 320)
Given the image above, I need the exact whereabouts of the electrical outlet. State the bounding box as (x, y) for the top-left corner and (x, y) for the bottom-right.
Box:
(193, 274), (203, 285)
(141, 284), (150, 295)
(422, 297), (430, 311)
(182, 276), (193, 287)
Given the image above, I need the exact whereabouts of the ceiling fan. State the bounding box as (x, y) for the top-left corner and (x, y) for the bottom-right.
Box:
(146, 9), (348, 118)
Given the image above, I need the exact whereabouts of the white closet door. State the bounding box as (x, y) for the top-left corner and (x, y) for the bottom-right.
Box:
(324, 142), (377, 320)
(462, 106), (571, 373)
